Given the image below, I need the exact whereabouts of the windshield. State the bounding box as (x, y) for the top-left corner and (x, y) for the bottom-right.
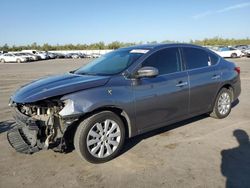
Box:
(74, 49), (147, 75)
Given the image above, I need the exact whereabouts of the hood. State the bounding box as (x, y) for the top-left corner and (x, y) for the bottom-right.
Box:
(11, 73), (110, 103)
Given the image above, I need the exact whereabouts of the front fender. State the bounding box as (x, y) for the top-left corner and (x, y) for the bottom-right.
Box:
(59, 84), (137, 137)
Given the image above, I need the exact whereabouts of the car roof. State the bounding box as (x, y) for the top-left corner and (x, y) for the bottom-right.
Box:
(120, 43), (205, 50)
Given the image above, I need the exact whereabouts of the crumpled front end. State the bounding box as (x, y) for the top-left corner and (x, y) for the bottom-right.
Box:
(7, 99), (78, 154)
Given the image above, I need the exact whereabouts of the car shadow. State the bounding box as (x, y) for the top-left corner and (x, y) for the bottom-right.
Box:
(0, 120), (15, 134)
(120, 114), (209, 156)
(221, 129), (250, 188)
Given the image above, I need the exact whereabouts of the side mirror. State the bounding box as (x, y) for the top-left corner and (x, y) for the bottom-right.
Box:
(136, 66), (159, 78)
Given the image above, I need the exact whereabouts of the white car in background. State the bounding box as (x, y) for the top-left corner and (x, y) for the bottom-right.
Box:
(91, 53), (101, 58)
(245, 48), (250, 57)
(84, 54), (93, 58)
(14, 53), (38, 61)
(212, 47), (243, 58)
(35, 51), (48, 60)
(0, 53), (27, 63)
(22, 50), (48, 60)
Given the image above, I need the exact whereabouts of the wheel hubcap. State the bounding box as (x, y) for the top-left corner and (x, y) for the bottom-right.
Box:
(86, 119), (121, 158)
(218, 92), (231, 115)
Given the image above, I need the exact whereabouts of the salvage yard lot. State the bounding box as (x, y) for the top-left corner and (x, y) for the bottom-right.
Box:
(0, 58), (250, 188)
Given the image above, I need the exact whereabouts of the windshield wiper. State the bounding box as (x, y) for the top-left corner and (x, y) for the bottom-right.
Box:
(76, 72), (99, 76)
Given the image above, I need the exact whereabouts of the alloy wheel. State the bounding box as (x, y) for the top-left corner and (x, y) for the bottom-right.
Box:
(86, 119), (121, 158)
(217, 92), (231, 115)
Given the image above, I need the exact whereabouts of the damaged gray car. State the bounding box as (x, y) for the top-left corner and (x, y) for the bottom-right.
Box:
(8, 44), (241, 163)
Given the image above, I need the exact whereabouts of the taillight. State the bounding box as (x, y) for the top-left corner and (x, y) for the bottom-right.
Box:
(234, 67), (240, 74)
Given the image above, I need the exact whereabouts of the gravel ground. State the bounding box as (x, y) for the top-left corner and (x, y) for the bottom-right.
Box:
(0, 58), (250, 188)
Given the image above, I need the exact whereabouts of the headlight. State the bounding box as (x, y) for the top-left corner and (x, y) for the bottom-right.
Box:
(59, 98), (91, 117)
(59, 99), (75, 116)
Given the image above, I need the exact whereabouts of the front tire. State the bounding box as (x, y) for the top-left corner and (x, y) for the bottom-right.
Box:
(210, 88), (232, 119)
(74, 111), (125, 163)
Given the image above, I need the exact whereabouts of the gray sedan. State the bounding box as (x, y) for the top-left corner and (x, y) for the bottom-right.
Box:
(8, 44), (241, 163)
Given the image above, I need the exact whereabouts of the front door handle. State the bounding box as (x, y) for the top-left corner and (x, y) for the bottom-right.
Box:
(176, 81), (188, 87)
(212, 75), (220, 80)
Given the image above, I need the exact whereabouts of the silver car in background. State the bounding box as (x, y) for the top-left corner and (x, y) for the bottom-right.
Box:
(0, 53), (28, 63)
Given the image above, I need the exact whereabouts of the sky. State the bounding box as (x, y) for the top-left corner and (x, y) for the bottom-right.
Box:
(0, 0), (250, 45)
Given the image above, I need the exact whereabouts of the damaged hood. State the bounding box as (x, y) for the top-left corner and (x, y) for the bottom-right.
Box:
(11, 73), (110, 103)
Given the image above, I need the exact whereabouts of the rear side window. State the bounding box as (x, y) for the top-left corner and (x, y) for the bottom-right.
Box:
(142, 48), (180, 75)
(208, 52), (219, 65)
(182, 47), (209, 69)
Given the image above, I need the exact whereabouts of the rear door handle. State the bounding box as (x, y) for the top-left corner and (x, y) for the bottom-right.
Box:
(176, 81), (188, 87)
(212, 75), (220, 80)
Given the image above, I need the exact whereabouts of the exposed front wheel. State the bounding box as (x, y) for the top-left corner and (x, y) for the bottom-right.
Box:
(74, 111), (125, 163)
(210, 88), (232, 119)
(16, 59), (21, 63)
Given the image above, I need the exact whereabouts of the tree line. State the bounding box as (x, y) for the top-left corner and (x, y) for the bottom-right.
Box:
(1, 37), (249, 51)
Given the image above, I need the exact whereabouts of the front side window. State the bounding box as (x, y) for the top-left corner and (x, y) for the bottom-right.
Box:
(182, 47), (209, 69)
(142, 48), (181, 75)
(75, 49), (146, 75)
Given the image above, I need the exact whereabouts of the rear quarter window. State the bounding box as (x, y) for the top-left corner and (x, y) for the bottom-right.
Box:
(208, 51), (219, 65)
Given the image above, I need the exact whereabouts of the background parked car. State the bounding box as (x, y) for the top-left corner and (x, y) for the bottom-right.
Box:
(91, 53), (101, 58)
(0, 51), (8, 54)
(22, 50), (49, 60)
(71, 53), (81, 59)
(65, 53), (82, 59)
(65, 53), (73, 58)
(0, 53), (27, 63)
(84, 54), (93, 58)
(35, 51), (49, 60)
(54, 53), (66, 59)
(46, 52), (57, 59)
(245, 48), (250, 57)
(212, 47), (243, 58)
(78, 53), (87, 58)
(14, 52), (38, 61)
(234, 45), (250, 56)
(234, 45), (249, 51)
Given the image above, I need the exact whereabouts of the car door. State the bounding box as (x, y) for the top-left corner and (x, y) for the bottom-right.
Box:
(219, 48), (226, 57)
(9, 54), (15, 62)
(133, 47), (189, 132)
(182, 47), (221, 115)
(4, 54), (12, 62)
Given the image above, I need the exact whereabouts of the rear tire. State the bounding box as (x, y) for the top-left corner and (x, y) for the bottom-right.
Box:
(210, 88), (232, 119)
(231, 53), (237, 58)
(0, 58), (5, 63)
(74, 111), (125, 163)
